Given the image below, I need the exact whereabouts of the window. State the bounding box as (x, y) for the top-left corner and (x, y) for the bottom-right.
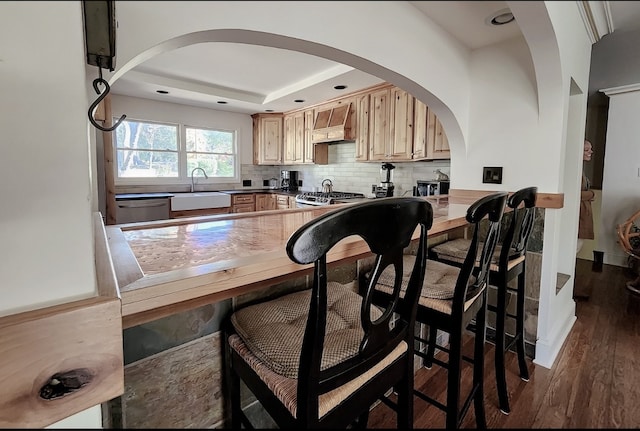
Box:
(114, 119), (238, 184)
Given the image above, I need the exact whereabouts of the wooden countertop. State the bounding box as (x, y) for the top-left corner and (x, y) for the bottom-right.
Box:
(104, 196), (481, 328)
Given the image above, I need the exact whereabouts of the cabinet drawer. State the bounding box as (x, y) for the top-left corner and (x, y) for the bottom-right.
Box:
(232, 194), (255, 204)
(276, 195), (290, 206)
(232, 203), (255, 213)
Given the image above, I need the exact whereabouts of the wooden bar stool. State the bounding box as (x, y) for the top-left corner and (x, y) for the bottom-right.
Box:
(369, 192), (508, 428)
(429, 186), (538, 415)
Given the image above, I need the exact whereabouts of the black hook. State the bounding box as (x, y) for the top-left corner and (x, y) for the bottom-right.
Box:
(88, 67), (126, 132)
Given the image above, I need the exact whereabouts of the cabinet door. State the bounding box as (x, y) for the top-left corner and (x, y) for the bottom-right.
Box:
(412, 98), (428, 160)
(368, 87), (391, 161)
(255, 194), (276, 212)
(355, 93), (369, 161)
(388, 87), (414, 160)
(283, 112), (304, 164)
(303, 109), (315, 164)
(276, 195), (290, 210)
(427, 110), (451, 159)
(252, 114), (283, 165)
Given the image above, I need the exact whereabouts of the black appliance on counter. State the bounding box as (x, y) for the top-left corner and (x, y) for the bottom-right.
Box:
(281, 170), (299, 191)
(413, 180), (450, 196)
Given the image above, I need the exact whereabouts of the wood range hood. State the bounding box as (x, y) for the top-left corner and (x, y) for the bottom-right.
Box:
(311, 102), (355, 144)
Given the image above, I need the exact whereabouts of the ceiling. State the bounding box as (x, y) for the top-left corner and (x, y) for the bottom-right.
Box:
(110, 1), (640, 115)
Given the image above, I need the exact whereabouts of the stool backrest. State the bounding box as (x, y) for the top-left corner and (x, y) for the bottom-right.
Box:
(454, 192), (508, 310)
(499, 186), (538, 266)
(286, 197), (433, 410)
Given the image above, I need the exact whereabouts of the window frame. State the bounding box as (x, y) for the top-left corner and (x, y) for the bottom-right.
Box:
(113, 117), (240, 186)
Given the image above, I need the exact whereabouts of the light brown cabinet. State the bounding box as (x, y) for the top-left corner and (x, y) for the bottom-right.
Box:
(252, 113), (283, 165)
(232, 194), (256, 213)
(355, 93), (370, 161)
(368, 86), (414, 161)
(427, 109), (451, 159)
(255, 193), (276, 212)
(275, 194), (296, 210)
(283, 111), (304, 164)
(279, 109), (328, 165)
(303, 109), (328, 164)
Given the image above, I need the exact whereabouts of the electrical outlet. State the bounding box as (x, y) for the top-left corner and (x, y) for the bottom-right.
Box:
(483, 167), (503, 184)
(242, 179), (251, 187)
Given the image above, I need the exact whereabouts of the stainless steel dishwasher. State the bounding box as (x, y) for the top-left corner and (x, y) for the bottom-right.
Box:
(115, 198), (170, 223)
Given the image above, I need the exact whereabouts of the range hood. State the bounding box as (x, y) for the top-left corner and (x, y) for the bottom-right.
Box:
(311, 102), (355, 144)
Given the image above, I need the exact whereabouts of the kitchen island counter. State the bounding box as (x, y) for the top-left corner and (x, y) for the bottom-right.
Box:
(105, 196), (485, 328)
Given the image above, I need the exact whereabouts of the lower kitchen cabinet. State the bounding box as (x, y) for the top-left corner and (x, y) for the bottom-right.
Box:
(170, 207), (231, 218)
(232, 194), (256, 213)
(255, 194), (276, 211)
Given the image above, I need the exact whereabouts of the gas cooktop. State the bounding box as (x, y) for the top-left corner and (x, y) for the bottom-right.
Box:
(295, 191), (366, 206)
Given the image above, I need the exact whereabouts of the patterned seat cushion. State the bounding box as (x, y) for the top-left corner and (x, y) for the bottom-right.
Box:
(373, 255), (482, 315)
(431, 238), (525, 272)
(230, 282), (383, 380)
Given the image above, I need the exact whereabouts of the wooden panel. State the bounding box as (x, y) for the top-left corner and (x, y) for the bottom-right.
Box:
(355, 93), (370, 161)
(0, 297), (123, 428)
(389, 87), (413, 160)
(94, 212), (120, 299)
(448, 189), (564, 209)
(412, 99), (428, 160)
(169, 207), (230, 218)
(232, 194), (255, 204)
(368, 87), (391, 160)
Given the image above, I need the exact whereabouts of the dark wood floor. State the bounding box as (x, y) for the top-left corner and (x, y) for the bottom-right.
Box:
(367, 258), (640, 428)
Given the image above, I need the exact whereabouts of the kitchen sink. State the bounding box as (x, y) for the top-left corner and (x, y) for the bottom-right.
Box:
(170, 192), (231, 211)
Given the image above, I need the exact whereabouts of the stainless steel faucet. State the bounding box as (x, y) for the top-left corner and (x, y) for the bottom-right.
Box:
(190, 167), (208, 192)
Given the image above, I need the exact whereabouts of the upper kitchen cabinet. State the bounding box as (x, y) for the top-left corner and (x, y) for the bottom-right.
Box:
(413, 99), (451, 160)
(368, 85), (414, 161)
(282, 109), (328, 165)
(427, 109), (450, 159)
(355, 93), (370, 161)
(283, 111), (304, 164)
(252, 113), (283, 165)
(303, 109), (328, 165)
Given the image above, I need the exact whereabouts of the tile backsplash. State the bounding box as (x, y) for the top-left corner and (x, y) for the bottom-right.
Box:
(242, 143), (451, 196)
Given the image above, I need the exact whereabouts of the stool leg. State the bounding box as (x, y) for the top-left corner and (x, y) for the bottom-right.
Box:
(446, 328), (463, 429)
(494, 274), (510, 415)
(474, 299), (488, 428)
(515, 270), (530, 381)
(424, 325), (438, 368)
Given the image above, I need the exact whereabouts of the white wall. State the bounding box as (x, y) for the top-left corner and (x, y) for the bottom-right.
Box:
(0, 1), (102, 427)
(599, 86), (640, 266)
(0, 1), (596, 426)
(0, 4), (96, 313)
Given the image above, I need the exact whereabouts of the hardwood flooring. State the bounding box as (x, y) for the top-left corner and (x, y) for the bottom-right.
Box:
(367, 258), (640, 428)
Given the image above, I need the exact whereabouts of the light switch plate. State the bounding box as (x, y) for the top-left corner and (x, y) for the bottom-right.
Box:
(483, 167), (503, 184)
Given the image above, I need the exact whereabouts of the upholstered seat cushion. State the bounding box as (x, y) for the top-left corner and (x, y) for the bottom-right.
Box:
(374, 255), (483, 315)
(230, 282), (383, 380)
(431, 238), (525, 272)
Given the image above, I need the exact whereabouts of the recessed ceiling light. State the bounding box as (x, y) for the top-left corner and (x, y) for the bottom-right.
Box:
(334, 85), (348, 90)
(217, 101), (227, 104)
(156, 90), (169, 94)
(486, 8), (515, 26)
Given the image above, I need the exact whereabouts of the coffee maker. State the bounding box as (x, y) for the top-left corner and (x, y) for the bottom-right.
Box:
(373, 163), (395, 197)
(280, 170), (299, 192)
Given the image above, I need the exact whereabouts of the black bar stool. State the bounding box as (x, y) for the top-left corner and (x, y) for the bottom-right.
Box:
(430, 186), (538, 414)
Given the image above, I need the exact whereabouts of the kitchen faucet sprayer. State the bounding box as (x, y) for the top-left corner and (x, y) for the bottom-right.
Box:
(190, 167), (208, 192)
